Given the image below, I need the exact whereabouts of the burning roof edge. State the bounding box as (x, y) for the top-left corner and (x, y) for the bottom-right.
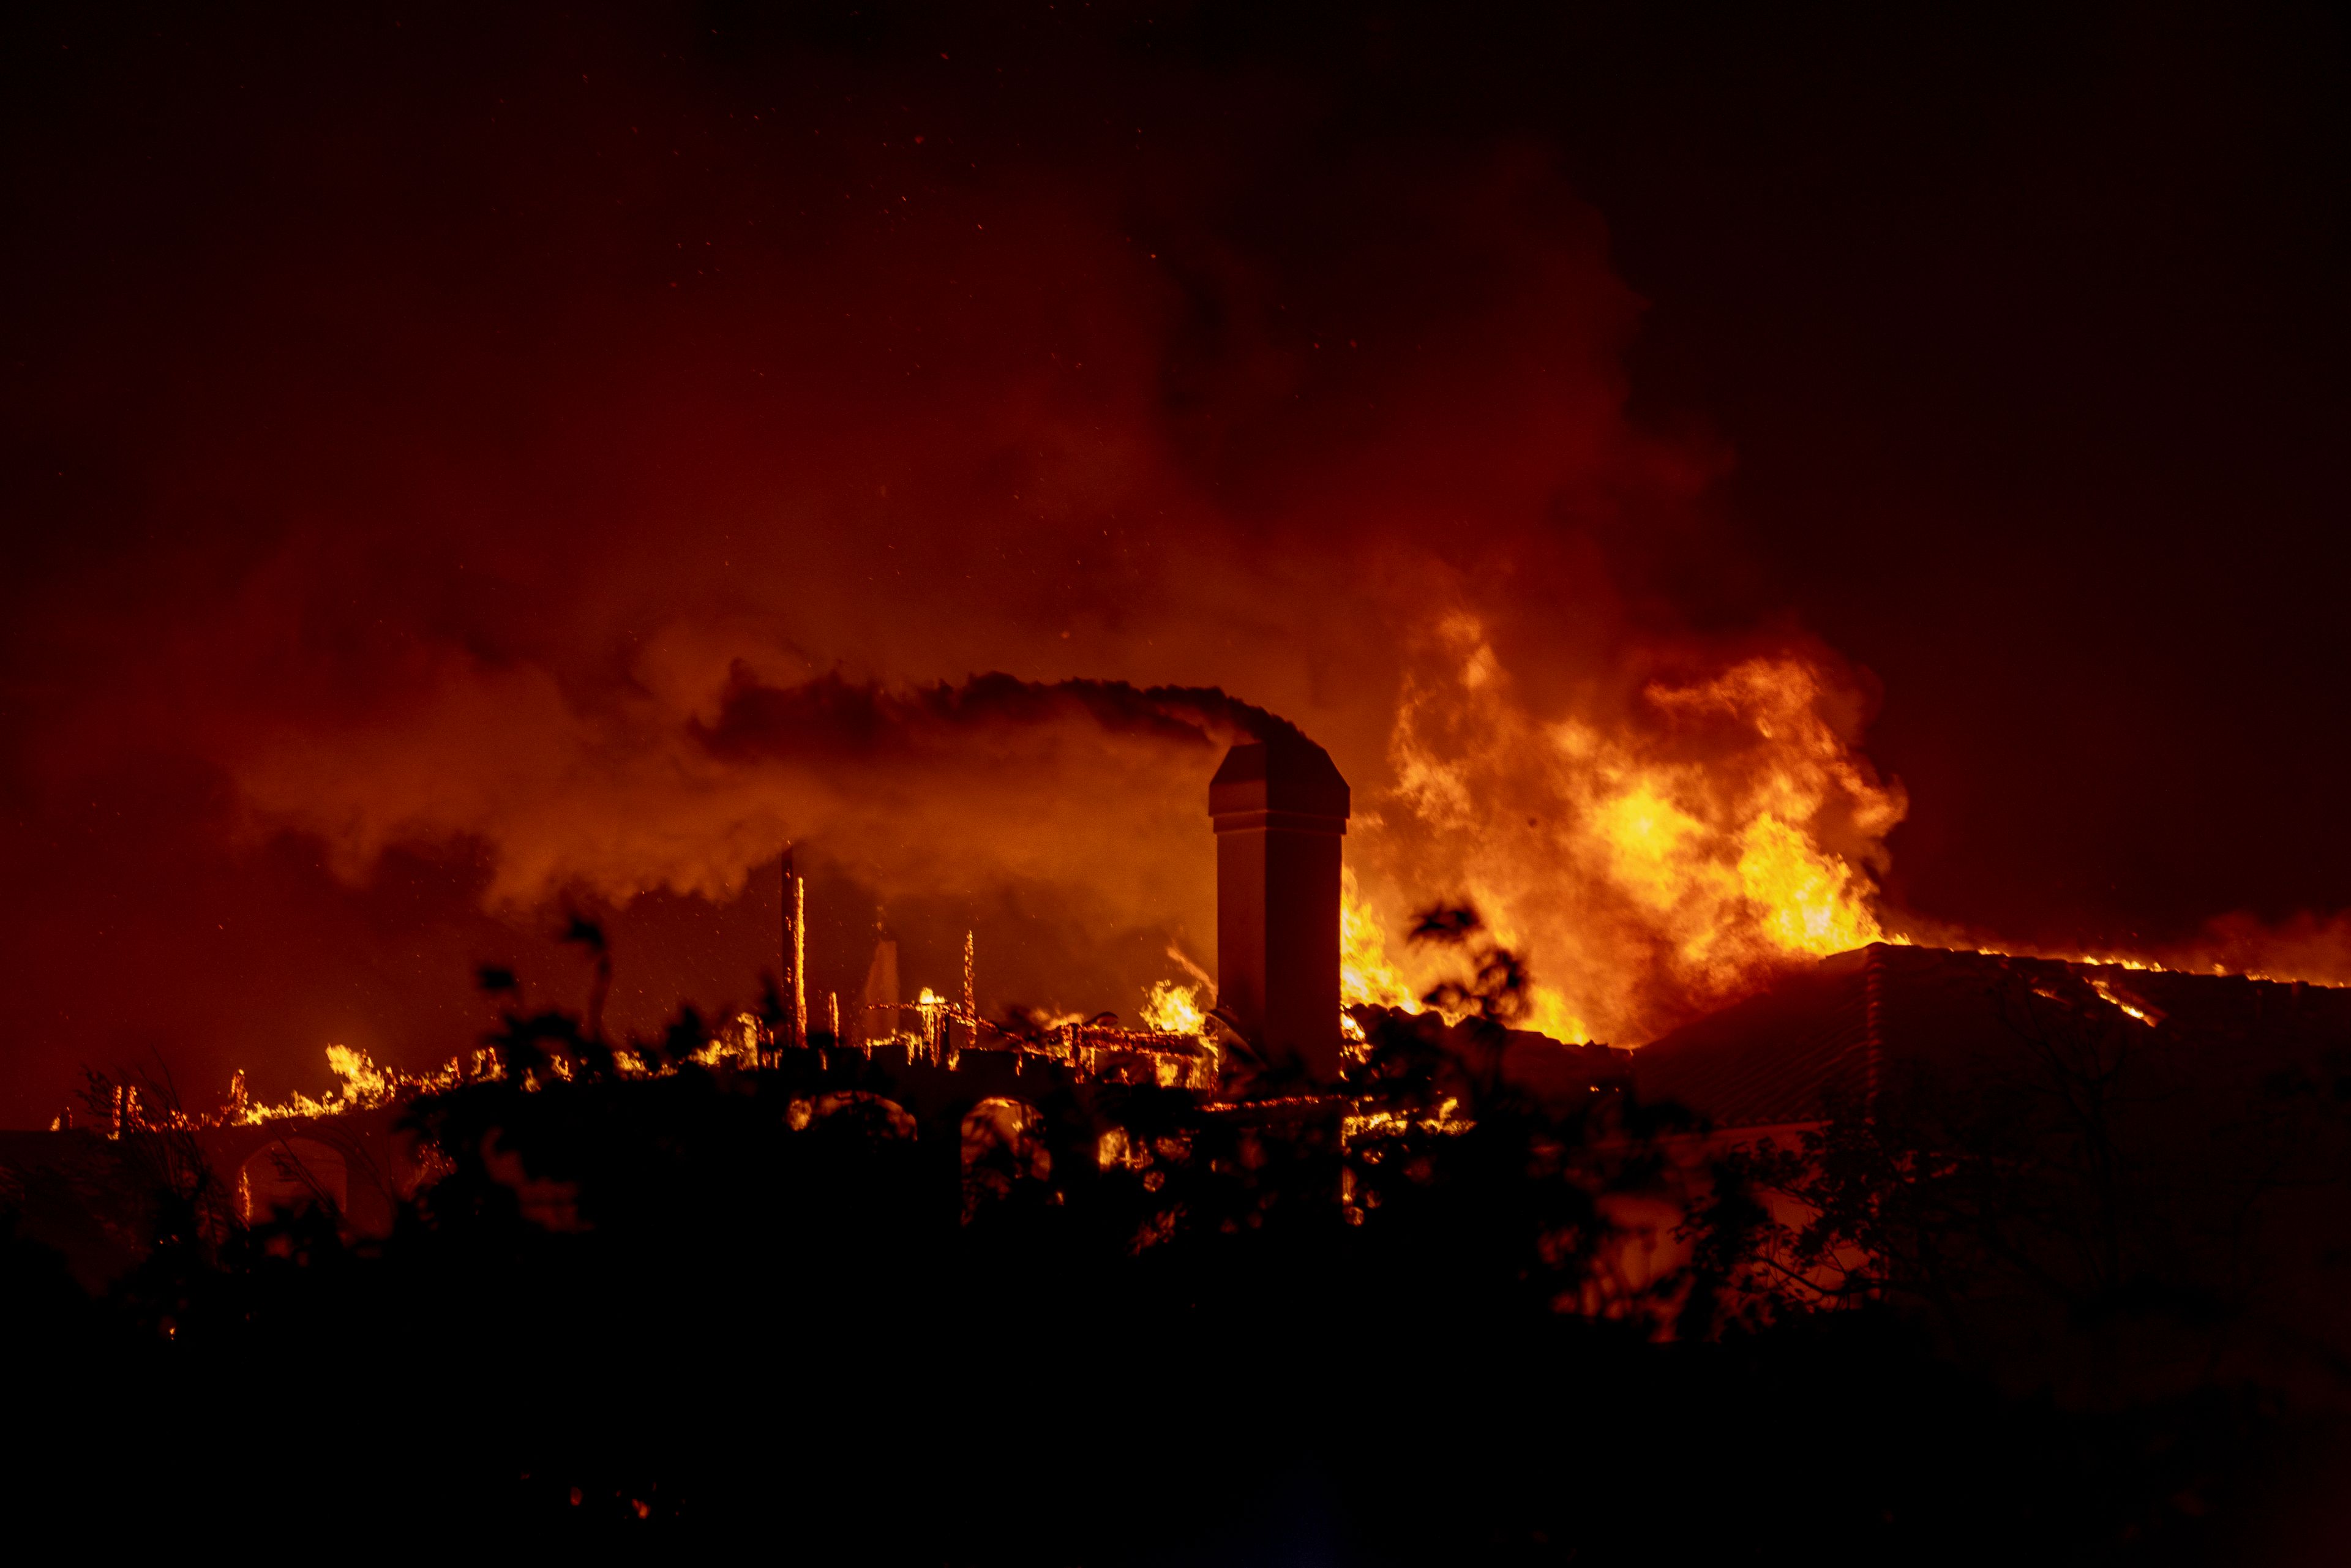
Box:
(1632, 943), (2351, 1132)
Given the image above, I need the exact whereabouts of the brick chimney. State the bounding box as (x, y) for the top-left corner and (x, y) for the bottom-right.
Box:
(1210, 738), (1350, 1081)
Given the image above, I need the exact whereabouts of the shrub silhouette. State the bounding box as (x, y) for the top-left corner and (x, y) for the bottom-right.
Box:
(4, 936), (2308, 1563)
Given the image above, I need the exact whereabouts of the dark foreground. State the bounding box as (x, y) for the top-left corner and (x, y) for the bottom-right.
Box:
(6, 1032), (2349, 1564)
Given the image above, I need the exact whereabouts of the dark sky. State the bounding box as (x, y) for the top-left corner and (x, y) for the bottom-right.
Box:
(2, 1), (2345, 1125)
(1554, 4), (2350, 945)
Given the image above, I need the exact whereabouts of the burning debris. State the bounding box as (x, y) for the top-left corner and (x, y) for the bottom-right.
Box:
(17, 741), (2347, 1564)
(73, 735), (1608, 1157)
(848, 928), (1221, 1090)
(46, 708), (2339, 1323)
(63, 1045), (485, 1138)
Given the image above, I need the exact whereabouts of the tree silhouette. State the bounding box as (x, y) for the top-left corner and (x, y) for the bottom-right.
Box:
(9, 940), (2317, 1560)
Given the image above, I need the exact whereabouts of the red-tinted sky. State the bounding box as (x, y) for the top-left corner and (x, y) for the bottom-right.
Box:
(2, 2), (2345, 1125)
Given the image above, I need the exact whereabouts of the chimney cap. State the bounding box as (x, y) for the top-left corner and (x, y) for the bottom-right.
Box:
(1209, 738), (1350, 821)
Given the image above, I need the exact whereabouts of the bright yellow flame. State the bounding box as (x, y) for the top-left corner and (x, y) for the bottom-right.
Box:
(1141, 979), (1208, 1036)
(1735, 815), (1883, 955)
(237, 1044), (440, 1123)
(1366, 617), (1907, 1043)
(324, 1044), (392, 1100)
(1591, 785), (1713, 917)
(1340, 868), (1417, 1011)
(2088, 976), (2157, 1025)
(1343, 869), (1594, 1040)
(1519, 989), (1592, 1045)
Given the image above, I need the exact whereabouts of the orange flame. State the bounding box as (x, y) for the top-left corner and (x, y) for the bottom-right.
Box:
(1355, 615), (1906, 1045)
(1140, 978), (1209, 1037)
(232, 1043), (479, 1123)
(1341, 867), (1418, 1013)
(2087, 975), (2159, 1026)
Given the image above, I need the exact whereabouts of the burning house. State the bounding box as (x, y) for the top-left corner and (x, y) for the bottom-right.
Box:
(1625, 943), (2351, 1400)
(816, 736), (1367, 1089)
(24, 721), (2343, 1384)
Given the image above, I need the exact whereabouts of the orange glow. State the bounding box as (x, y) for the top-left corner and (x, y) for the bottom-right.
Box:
(2087, 976), (2159, 1026)
(1141, 979), (1209, 1037)
(233, 1043), (474, 1125)
(1356, 617), (1907, 1044)
(1340, 868), (1418, 1013)
(1921, 931), (2350, 994)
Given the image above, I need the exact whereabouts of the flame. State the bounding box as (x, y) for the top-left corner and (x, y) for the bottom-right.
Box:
(2013, 911), (2351, 991)
(1141, 979), (1208, 1037)
(691, 1013), (768, 1069)
(1910, 923), (2351, 992)
(228, 1043), (482, 1124)
(2086, 975), (2159, 1026)
(324, 1044), (392, 1100)
(1359, 615), (1906, 1043)
(1340, 866), (1418, 1012)
(205, 980), (1237, 1131)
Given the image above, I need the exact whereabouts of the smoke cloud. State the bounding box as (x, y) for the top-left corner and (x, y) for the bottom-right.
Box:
(1, 6), (1900, 1115)
(236, 666), (1307, 953)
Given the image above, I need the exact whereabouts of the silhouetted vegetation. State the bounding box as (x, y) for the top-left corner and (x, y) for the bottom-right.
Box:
(4, 950), (2338, 1561)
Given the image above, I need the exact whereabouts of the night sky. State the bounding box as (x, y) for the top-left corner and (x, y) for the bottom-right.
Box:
(2, 1), (2344, 1125)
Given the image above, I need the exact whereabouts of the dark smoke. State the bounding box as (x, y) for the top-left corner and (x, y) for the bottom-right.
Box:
(696, 669), (1310, 762)
(0, 4), (1849, 1118)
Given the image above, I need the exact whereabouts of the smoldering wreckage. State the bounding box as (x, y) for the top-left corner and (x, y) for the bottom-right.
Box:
(8, 740), (2351, 1561)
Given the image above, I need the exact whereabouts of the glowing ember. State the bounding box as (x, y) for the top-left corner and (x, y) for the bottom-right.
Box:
(2087, 975), (2159, 1026)
(231, 1044), (474, 1125)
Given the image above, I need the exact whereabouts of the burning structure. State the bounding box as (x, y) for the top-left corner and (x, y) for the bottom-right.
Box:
(13, 719), (2350, 1558)
(803, 736), (1367, 1090)
(1616, 943), (2351, 1406)
(20, 716), (2346, 1382)
(9, 722), (1586, 1285)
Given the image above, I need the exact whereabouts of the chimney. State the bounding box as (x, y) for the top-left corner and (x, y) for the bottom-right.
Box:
(1210, 738), (1350, 1081)
(858, 921), (900, 1051)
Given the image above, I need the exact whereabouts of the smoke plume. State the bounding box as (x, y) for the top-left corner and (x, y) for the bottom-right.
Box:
(1, 6), (1908, 1115)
